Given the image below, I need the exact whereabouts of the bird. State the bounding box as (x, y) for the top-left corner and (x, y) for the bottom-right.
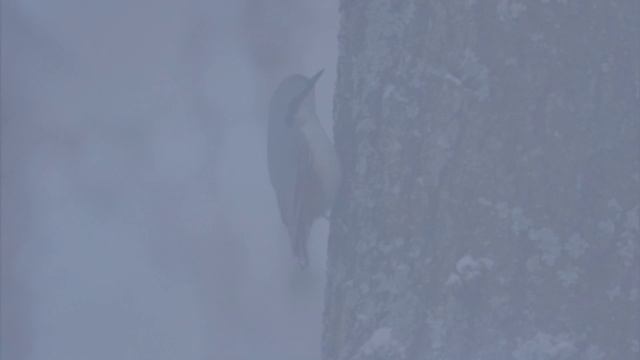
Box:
(267, 70), (341, 268)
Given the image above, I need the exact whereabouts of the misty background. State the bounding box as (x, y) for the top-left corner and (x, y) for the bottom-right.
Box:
(1, 1), (339, 359)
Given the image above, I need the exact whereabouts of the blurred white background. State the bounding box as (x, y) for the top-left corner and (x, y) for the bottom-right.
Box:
(1, 1), (338, 359)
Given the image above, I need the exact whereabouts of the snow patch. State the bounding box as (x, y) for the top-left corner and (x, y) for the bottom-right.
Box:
(565, 233), (588, 259)
(461, 49), (490, 100)
(447, 254), (494, 286)
(445, 273), (462, 287)
(498, 0), (527, 22)
(607, 198), (622, 213)
(584, 345), (606, 360)
(625, 206), (639, 231)
(496, 201), (509, 219)
(513, 332), (577, 360)
(597, 219), (615, 237)
(528, 227), (561, 266)
(557, 265), (580, 287)
(511, 207), (532, 234)
(357, 327), (404, 358)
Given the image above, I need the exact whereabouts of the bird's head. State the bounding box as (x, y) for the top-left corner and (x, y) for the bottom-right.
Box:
(268, 70), (324, 129)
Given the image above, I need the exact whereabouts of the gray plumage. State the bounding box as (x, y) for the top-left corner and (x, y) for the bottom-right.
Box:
(267, 73), (341, 267)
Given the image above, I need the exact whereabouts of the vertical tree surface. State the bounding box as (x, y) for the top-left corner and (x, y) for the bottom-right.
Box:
(323, 1), (639, 359)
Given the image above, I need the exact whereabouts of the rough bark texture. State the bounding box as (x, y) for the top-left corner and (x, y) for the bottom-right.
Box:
(323, 1), (639, 359)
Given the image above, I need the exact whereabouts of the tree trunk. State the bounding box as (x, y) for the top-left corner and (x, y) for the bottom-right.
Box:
(323, 1), (639, 359)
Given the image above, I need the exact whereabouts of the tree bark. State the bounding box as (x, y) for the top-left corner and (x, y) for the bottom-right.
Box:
(323, 1), (639, 359)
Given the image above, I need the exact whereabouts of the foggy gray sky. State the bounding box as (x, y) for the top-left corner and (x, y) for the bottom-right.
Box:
(1, 1), (338, 359)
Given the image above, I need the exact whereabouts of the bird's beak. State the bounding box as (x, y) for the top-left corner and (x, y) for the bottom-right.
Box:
(286, 69), (324, 127)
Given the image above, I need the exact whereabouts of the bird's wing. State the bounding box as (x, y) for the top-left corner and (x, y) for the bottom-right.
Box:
(290, 137), (317, 264)
(267, 115), (317, 266)
(268, 133), (296, 230)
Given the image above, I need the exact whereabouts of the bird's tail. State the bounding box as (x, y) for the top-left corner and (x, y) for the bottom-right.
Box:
(292, 215), (313, 268)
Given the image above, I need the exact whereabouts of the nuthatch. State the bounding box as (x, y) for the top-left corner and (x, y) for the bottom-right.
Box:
(267, 70), (341, 267)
